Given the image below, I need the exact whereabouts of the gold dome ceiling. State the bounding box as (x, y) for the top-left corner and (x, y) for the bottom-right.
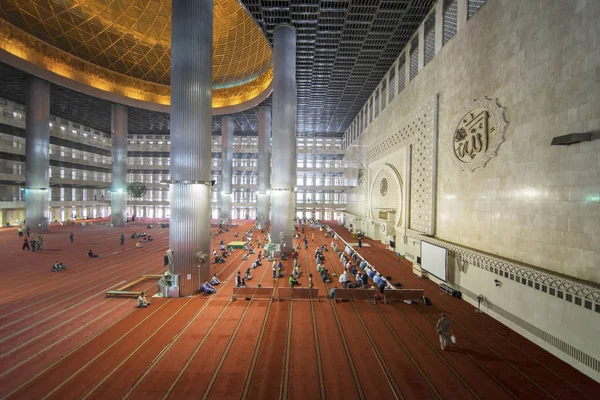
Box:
(0, 0), (273, 108)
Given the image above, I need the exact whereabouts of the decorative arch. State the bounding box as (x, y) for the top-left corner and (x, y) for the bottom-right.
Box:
(368, 162), (403, 227)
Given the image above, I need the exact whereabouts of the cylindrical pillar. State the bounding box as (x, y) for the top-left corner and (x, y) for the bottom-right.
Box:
(111, 104), (128, 227)
(257, 106), (271, 229)
(169, 0), (213, 296)
(220, 116), (234, 223)
(271, 24), (297, 252)
(25, 77), (50, 233)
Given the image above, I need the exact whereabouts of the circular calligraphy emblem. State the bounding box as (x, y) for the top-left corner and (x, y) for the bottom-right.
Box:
(450, 98), (507, 172)
(380, 178), (388, 197)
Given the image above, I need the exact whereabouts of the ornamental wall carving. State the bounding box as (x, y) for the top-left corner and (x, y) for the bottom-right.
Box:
(366, 95), (438, 235)
(450, 98), (507, 172)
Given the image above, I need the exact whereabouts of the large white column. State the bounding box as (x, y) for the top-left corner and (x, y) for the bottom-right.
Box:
(271, 25), (297, 252)
(25, 77), (50, 233)
(111, 104), (127, 227)
(169, 0), (213, 296)
(256, 106), (271, 229)
(220, 116), (234, 223)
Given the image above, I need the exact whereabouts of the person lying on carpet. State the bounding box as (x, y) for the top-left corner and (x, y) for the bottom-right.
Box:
(137, 292), (150, 308)
(202, 281), (217, 295)
(209, 274), (221, 286)
(88, 249), (100, 258)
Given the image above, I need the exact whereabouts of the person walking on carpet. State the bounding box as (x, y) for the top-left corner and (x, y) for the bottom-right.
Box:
(435, 313), (454, 351)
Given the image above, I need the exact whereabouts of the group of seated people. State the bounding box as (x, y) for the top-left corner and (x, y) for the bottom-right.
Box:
(338, 248), (393, 294)
(51, 261), (66, 272)
(213, 247), (231, 263)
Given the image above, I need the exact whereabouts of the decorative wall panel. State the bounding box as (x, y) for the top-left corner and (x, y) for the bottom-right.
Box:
(366, 95), (437, 235)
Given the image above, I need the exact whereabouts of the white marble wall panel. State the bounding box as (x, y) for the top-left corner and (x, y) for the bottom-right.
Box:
(348, 0), (600, 283)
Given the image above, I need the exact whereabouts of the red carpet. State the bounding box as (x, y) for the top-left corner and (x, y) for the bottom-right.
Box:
(0, 220), (597, 399)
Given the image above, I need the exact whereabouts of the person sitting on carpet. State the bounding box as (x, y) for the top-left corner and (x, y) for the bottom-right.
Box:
(209, 274), (221, 286)
(321, 269), (331, 283)
(338, 271), (349, 289)
(289, 275), (300, 288)
(242, 253), (249, 260)
(137, 292), (150, 308)
(202, 281), (217, 295)
(88, 249), (100, 258)
(329, 286), (336, 299)
(377, 276), (388, 294)
(374, 272), (382, 285)
(212, 249), (218, 256)
(52, 261), (66, 272)
(292, 265), (301, 279)
(136, 241), (144, 248)
(244, 268), (253, 281)
(214, 255), (225, 264)
(255, 258), (262, 267)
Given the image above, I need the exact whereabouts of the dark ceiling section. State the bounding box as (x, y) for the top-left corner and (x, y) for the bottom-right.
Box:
(240, 0), (435, 134)
(0, 0), (434, 138)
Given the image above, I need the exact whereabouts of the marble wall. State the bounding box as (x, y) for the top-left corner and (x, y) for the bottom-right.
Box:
(347, 0), (600, 284)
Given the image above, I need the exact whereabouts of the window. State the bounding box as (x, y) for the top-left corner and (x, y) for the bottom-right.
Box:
(424, 15), (436, 66)
(409, 37), (419, 81)
(468, 0), (487, 19)
(381, 81), (387, 111)
(398, 54), (406, 93)
(443, 0), (458, 45)
(388, 66), (396, 103)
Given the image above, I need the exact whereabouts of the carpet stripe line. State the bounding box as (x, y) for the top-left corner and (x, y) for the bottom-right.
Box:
(410, 272), (596, 400)
(280, 299), (293, 400)
(159, 303), (235, 398)
(368, 299), (446, 400)
(358, 229), (587, 397)
(415, 299), (557, 400)
(201, 249), (274, 400)
(0, 230), (170, 302)
(321, 248), (366, 400)
(201, 299), (254, 400)
(39, 299), (176, 400)
(0, 301), (142, 400)
(240, 294), (275, 400)
(0, 297), (113, 358)
(348, 297), (403, 400)
(0, 285), (121, 343)
(0, 299), (130, 379)
(78, 297), (196, 400)
(119, 250), (245, 400)
(0, 229), (169, 300)
(0, 246), (166, 320)
(381, 248), (555, 400)
(304, 248), (326, 400)
(330, 227), (510, 399)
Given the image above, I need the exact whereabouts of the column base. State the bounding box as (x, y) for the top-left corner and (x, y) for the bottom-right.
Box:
(169, 183), (211, 296)
(270, 189), (295, 253)
(111, 191), (127, 227)
(25, 188), (49, 233)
